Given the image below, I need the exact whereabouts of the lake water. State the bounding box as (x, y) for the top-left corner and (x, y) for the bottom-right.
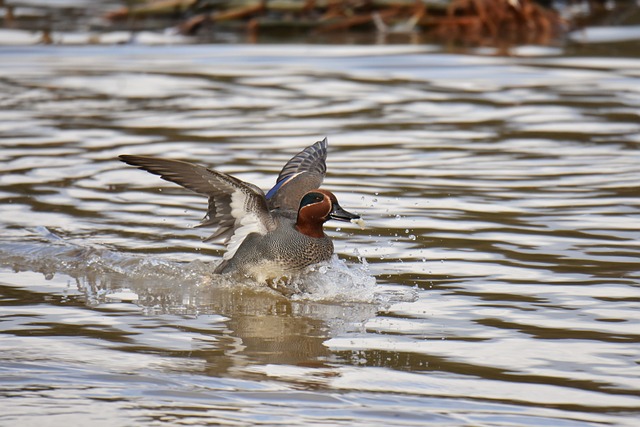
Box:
(1, 39), (639, 426)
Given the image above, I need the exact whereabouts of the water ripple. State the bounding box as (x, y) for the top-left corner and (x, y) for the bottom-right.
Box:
(1, 45), (639, 426)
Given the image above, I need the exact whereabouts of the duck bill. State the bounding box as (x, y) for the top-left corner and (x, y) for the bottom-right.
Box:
(329, 202), (360, 222)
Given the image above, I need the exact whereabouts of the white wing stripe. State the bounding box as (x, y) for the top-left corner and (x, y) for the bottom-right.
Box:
(223, 191), (268, 261)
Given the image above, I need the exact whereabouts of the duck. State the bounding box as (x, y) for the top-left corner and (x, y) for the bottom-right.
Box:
(119, 138), (363, 284)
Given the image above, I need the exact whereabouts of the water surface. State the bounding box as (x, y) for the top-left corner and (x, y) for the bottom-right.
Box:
(1, 44), (639, 426)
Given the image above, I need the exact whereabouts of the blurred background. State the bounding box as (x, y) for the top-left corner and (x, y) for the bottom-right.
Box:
(1, 1), (639, 427)
(0, 0), (639, 50)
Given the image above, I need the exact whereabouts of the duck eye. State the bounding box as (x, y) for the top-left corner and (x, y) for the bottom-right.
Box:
(301, 192), (324, 207)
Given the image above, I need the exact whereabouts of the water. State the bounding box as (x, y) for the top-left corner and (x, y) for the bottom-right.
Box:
(1, 41), (639, 426)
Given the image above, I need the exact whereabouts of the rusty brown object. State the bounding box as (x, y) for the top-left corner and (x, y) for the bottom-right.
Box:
(179, 13), (208, 35)
(429, 0), (563, 45)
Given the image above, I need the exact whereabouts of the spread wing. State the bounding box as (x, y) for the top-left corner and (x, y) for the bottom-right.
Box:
(119, 155), (276, 261)
(266, 137), (328, 211)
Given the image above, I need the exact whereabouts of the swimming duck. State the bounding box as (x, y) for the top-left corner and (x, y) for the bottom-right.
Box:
(119, 138), (362, 283)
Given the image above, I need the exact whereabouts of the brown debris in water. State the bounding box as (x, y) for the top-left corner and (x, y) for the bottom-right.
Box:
(104, 0), (565, 45)
(431, 0), (563, 45)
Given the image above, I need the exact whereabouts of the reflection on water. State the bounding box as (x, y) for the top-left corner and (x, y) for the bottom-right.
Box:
(1, 45), (639, 426)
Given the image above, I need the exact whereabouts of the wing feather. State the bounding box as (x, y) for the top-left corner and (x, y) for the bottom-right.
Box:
(266, 137), (328, 211)
(119, 155), (276, 252)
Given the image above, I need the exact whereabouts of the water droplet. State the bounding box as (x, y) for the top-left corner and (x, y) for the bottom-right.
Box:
(409, 235), (416, 240)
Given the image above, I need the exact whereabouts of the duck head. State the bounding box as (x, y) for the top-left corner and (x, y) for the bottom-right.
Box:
(295, 189), (360, 238)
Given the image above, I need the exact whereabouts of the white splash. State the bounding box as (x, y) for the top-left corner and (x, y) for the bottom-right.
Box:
(2, 227), (415, 308)
(351, 218), (366, 229)
(289, 255), (378, 303)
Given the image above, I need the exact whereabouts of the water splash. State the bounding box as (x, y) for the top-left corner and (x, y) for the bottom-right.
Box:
(0, 230), (212, 287)
(0, 227), (396, 307)
(290, 255), (378, 303)
(288, 254), (417, 305)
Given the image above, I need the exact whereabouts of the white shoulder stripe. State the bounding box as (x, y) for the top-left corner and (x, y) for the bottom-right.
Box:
(223, 190), (269, 261)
